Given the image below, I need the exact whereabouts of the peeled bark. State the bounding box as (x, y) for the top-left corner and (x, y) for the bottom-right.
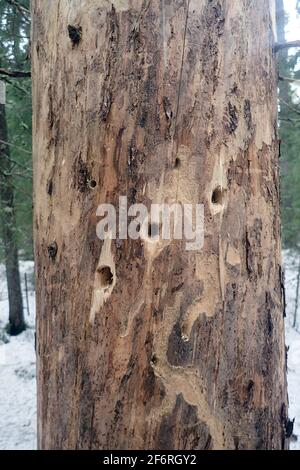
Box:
(0, 81), (25, 336)
(32, 0), (288, 450)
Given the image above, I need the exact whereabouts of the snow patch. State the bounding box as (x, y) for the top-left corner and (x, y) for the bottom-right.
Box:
(284, 252), (300, 450)
(0, 261), (37, 450)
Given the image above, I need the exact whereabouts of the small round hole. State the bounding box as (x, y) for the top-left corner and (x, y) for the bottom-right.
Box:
(212, 186), (225, 205)
(97, 266), (113, 287)
(88, 179), (97, 189)
(151, 354), (158, 365)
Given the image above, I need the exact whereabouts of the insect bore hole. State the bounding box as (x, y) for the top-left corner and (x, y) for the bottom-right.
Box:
(88, 179), (97, 190)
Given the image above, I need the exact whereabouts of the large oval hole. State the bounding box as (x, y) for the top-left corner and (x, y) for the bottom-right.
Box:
(97, 266), (113, 287)
(212, 186), (225, 205)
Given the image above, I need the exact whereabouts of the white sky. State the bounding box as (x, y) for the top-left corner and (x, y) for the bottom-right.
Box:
(283, 1), (300, 98)
(284, 0), (300, 40)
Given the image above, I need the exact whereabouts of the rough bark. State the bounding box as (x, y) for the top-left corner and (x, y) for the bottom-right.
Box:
(32, 0), (288, 450)
(0, 81), (25, 336)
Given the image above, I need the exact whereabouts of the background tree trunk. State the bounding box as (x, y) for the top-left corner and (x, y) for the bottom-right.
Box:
(276, 0), (289, 102)
(32, 0), (288, 450)
(0, 80), (25, 336)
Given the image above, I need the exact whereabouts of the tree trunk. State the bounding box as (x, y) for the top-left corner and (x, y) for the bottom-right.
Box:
(0, 80), (25, 336)
(32, 0), (288, 450)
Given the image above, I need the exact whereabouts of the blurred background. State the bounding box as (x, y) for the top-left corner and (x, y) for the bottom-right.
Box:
(0, 0), (300, 450)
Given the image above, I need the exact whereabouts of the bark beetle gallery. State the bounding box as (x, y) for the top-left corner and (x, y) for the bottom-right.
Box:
(31, 0), (289, 450)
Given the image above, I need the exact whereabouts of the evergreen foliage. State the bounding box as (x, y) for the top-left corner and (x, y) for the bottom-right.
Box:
(0, 0), (32, 261)
(278, 2), (300, 252)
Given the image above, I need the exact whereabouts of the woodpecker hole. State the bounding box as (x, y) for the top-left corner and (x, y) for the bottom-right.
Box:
(175, 157), (181, 169)
(97, 266), (114, 287)
(68, 25), (82, 46)
(48, 242), (58, 260)
(212, 186), (225, 205)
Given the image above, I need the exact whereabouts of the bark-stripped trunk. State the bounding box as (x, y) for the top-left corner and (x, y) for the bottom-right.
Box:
(32, 0), (288, 450)
(0, 80), (25, 336)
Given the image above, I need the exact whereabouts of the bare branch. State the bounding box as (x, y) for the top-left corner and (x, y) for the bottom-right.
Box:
(2, 152), (32, 171)
(0, 139), (32, 155)
(0, 76), (30, 95)
(278, 97), (300, 117)
(279, 117), (300, 123)
(274, 41), (300, 52)
(0, 168), (32, 180)
(279, 75), (300, 85)
(4, 0), (30, 16)
(0, 68), (31, 78)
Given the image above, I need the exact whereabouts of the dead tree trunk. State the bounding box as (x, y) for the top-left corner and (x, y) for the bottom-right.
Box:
(0, 80), (25, 336)
(32, 0), (288, 450)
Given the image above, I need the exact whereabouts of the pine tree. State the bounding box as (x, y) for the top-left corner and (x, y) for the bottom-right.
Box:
(0, 0), (31, 334)
(277, 0), (300, 329)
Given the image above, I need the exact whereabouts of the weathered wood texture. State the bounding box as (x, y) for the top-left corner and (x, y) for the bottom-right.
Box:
(32, 0), (288, 450)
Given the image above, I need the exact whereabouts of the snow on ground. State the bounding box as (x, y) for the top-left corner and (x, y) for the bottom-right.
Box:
(0, 261), (37, 450)
(284, 252), (300, 450)
(286, 322), (300, 450)
(0, 255), (300, 450)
